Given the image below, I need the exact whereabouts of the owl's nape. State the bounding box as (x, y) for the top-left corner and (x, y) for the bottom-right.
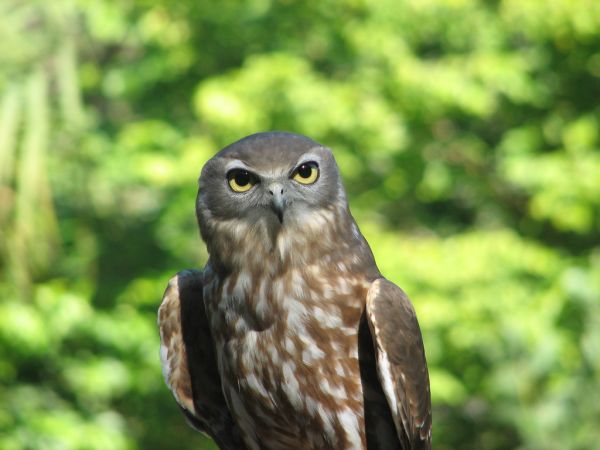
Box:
(161, 132), (431, 450)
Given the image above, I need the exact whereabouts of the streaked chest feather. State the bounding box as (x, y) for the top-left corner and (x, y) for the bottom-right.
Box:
(203, 264), (371, 449)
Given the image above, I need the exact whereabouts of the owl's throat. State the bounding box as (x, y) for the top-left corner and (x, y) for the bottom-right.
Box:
(206, 204), (357, 275)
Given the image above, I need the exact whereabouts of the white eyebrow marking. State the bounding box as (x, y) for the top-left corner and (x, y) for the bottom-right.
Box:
(292, 150), (322, 170)
(224, 159), (253, 171)
(225, 159), (290, 179)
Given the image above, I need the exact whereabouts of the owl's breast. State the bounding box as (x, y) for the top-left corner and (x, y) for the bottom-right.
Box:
(203, 265), (372, 449)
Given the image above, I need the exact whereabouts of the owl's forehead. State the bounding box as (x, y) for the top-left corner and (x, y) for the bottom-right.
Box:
(214, 132), (328, 172)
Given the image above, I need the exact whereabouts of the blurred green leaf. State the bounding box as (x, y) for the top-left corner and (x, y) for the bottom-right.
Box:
(1, 0), (599, 448)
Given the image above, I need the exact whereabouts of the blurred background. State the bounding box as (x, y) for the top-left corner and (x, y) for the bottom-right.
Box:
(1, 0), (599, 449)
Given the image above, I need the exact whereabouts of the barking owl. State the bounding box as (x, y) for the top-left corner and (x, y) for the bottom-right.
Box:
(158, 132), (431, 449)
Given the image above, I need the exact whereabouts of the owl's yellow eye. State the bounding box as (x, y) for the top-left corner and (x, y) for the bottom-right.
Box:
(227, 169), (257, 193)
(292, 162), (319, 185)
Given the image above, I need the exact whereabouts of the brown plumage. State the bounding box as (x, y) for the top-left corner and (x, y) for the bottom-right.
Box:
(158, 132), (431, 449)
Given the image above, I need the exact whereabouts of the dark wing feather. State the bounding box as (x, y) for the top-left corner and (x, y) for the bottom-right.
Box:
(158, 270), (246, 449)
(366, 278), (432, 450)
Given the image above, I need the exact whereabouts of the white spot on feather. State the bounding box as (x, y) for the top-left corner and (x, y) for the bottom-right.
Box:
(245, 374), (269, 398)
(282, 361), (302, 409)
(317, 404), (336, 443)
(273, 278), (285, 301)
(267, 345), (281, 365)
(285, 337), (295, 353)
(255, 279), (269, 319)
(319, 377), (347, 398)
(322, 285), (334, 299)
(234, 317), (248, 333)
(302, 345), (325, 364)
(298, 330), (315, 348)
(306, 396), (318, 415)
(159, 343), (170, 385)
(228, 387), (261, 450)
(284, 297), (308, 330)
(290, 269), (305, 298)
(312, 306), (331, 325)
(378, 349), (399, 414)
(338, 409), (362, 449)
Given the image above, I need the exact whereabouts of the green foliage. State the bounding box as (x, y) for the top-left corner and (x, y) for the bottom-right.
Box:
(1, 0), (599, 448)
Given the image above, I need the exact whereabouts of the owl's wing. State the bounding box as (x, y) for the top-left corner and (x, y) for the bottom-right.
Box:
(365, 278), (432, 450)
(158, 270), (246, 449)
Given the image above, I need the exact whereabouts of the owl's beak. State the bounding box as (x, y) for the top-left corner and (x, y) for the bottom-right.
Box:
(268, 183), (285, 223)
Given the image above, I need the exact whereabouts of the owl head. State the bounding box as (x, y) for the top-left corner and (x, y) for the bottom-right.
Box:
(196, 132), (354, 269)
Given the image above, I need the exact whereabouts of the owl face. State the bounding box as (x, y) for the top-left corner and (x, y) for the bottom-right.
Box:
(197, 132), (345, 231)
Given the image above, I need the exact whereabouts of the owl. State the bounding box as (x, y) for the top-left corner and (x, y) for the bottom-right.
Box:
(158, 132), (431, 449)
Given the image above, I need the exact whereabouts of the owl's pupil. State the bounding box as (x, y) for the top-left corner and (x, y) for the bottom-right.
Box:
(234, 171), (250, 186)
(298, 165), (312, 178)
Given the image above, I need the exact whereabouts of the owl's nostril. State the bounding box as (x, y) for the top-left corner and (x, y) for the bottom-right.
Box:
(268, 189), (284, 195)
